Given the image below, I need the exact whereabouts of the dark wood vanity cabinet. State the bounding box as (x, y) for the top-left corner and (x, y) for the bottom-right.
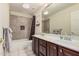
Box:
(32, 37), (35, 53)
(35, 38), (39, 55)
(32, 36), (79, 56)
(39, 39), (47, 56)
(58, 46), (79, 56)
(32, 37), (39, 55)
(47, 42), (58, 56)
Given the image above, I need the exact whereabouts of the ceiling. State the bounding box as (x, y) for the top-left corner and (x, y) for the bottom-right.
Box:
(10, 3), (75, 17)
(10, 3), (45, 15)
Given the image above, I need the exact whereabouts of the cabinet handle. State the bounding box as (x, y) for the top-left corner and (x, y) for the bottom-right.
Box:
(53, 47), (56, 49)
(60, 49), (62, 53)
(50, 46), (56, 49)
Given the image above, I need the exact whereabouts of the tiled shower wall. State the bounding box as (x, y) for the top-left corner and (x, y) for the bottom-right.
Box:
(10, 15), (32, 40)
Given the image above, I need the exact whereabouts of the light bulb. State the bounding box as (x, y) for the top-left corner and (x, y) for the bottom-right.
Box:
(23, 4), (30, 9)
(43, 11), (48, 15)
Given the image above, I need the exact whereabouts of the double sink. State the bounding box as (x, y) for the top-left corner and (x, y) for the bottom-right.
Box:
(36, 33), (79, 47)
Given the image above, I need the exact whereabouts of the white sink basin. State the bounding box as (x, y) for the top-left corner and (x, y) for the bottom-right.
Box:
(36, 34), (79, 44)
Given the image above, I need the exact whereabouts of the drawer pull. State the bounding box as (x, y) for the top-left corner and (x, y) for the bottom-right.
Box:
(54, 47), (56, 49)
(60, 49), (62, 52)
(50, 46), (56, 49)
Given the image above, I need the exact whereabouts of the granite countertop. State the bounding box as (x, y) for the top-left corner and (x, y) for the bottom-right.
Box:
(33, 34), (79, 52)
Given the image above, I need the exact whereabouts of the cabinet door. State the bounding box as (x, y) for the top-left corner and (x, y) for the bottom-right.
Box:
(47, 42), (57, 56)
(32, 37), (39, 55)
(35, 38), (39, 55)
(39, 45), (47, 56)
(39, 39), (47, 56)
(32, 37), (35, 53)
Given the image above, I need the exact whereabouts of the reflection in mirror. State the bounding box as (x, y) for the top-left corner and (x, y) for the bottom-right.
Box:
(42, 19), (50, 33)
(42, 3), (79, 36)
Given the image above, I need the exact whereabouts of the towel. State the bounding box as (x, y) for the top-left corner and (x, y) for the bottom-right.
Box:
(3, 27), (12, 53)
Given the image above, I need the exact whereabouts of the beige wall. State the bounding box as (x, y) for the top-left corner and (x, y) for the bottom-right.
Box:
(49, 4), (79, 35)
(71, 11), (79, 35)
(0, 3), (9, 38)
(10, 15), (32, 40)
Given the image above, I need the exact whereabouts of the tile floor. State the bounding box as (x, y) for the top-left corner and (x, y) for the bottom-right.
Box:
(5, 39), (35, 56)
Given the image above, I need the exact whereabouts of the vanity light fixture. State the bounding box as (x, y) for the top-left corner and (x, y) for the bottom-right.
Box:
(22, 4), (30, 9)
(43, 11), (48, 15)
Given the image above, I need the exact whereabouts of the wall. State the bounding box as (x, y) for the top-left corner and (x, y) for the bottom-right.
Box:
(35, 10), (42, 34)
(49, 4), (79, 35)
(71, 11), (79, 35)
(34, 4), (49, 34)
(0, 3), (9, 38)
(10, 15), (32, 40)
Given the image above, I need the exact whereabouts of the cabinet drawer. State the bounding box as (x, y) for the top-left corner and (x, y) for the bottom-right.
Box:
(48, 42), (57, 47)
(39, 39), (46, 47)
(58, 46), (79, 56)
(47, 42), (57, 56)
(63, 48), (79, 56)
(39, 45), (46, 56)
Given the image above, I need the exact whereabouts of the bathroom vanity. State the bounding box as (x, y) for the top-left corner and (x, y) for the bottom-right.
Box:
(32, 34), (79, 56)
(32, 4), (79, 56)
